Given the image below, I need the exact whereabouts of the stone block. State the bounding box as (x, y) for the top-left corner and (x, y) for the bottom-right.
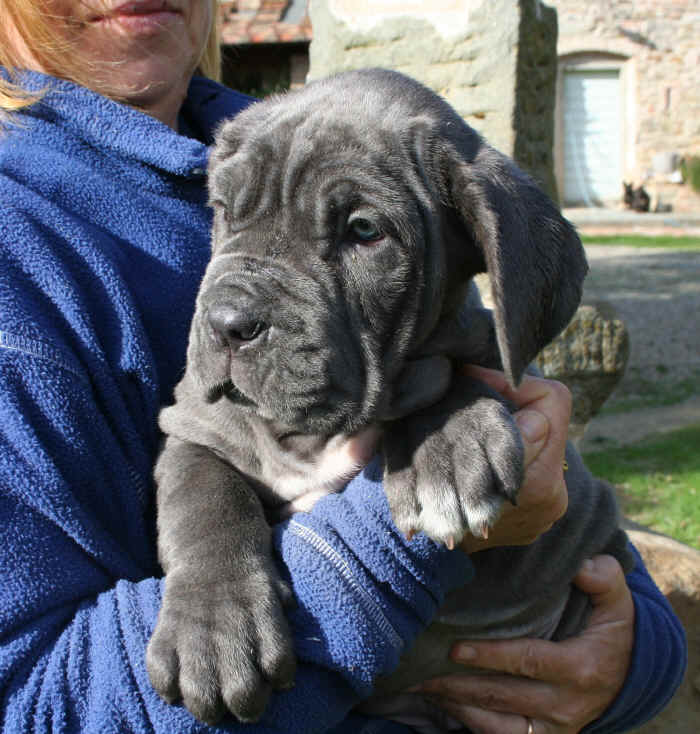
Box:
(471, 279), (629, 444)
(534, 302), (630, 443)
(308, 0), (559, 199)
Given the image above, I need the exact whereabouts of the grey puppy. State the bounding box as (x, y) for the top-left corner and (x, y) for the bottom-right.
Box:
(146, 69), (632, 726)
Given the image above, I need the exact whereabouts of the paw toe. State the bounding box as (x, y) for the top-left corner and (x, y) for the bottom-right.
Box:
(222, 674), (270, 723)
(178, 658), (225, 725)
(415, 487), (467, 546)
(146, 633), (181, 703)
(258, 635), (296, 691)
(464, 497), (504, 539)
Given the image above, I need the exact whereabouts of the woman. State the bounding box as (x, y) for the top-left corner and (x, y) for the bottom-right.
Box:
(0, 2), (685, 732)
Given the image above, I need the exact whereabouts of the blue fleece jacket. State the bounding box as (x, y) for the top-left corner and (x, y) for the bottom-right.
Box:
(0, 70), (686, 734)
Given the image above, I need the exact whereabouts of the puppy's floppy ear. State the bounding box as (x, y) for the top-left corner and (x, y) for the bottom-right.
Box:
(440, 130), (588, 385)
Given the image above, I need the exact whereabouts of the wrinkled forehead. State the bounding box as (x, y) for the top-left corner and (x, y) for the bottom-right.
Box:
(208, 101), (419, 231)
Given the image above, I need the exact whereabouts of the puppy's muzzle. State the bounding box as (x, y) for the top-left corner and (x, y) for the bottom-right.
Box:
(208, 302), (269, 350)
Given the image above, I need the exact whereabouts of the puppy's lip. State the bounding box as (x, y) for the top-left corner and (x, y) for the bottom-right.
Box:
(206, 380), (258, 408)
(208, 381), (365, 435)
(224, 382), (258, 408)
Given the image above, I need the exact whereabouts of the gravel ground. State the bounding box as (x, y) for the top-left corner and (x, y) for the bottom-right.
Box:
(578, 245), (700, 450)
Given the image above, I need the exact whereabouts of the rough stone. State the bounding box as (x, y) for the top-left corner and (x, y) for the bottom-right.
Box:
(307, 0), (560, 200)
(472, 274), (630, 444)
(534, 301), (630, 443)
(624, 526), (700, 733)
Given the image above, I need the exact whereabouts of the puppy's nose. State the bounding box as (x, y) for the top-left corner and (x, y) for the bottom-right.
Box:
(207, 303), (268, 347)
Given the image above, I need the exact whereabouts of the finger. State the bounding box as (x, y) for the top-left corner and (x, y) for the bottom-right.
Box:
(573, 555), (635, 628)
(431, 699), (535, 734)
(514, 409), (549, 468)
(448, 638), (578, 684)
(573, 555), (626, 600)
(462, 366), (571, 423)
(515, 467), (568, 527)
(419, 672), (555, 718)
(461, 365), (511, 394)
(516, 420), (569, 520)
(515, 381), (571, 466)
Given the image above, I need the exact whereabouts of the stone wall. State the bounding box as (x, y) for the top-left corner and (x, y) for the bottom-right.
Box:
(308, 0), (560, 200)
(547, 0), (700, 211)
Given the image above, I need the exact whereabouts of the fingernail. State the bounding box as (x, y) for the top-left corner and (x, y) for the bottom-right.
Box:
(581, 558), (595, 573)
(452, 644), (477, 663)
(515, 410), (548, 444)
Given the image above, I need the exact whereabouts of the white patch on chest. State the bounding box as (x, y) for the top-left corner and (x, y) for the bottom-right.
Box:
(264, 425), (382, 520)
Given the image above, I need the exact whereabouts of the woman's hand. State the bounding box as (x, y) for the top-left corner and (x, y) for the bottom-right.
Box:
(415, 555), (635, 733)
(458, 366), (571, 554)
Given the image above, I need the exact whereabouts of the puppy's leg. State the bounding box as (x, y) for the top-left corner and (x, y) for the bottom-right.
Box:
(146, 437), (295, 724)
(383, 375), (523, 545)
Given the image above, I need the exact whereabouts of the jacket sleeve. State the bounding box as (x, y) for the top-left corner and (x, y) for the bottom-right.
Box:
(582, 543), (687, 734)
(0, 345), (473, 734)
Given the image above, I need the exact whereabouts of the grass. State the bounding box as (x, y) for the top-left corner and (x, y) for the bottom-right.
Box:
(583, 424), (700, 549)
(599, 367), (700, 415)
(580, 234), (700, 250)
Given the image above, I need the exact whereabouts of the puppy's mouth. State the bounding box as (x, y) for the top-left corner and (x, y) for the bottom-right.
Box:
(206, 380), (257, 409)
(201, 364), (371, 435)
(192, 298), (375, 434)
(207, 380), (355, 432)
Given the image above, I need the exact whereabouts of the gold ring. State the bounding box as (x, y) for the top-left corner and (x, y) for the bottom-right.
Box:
(526, 718), (534, 734)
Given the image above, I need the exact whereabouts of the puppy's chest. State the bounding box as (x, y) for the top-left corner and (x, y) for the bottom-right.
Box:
(251, 425), (382, 520)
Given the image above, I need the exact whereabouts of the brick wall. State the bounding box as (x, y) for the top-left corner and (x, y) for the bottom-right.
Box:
(547, 0), (700, 210)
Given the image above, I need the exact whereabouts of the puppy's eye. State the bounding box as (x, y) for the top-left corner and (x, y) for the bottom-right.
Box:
(348, 217), (382, 244)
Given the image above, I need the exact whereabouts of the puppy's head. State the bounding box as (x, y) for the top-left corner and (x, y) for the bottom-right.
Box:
(187, 69), (586, 434)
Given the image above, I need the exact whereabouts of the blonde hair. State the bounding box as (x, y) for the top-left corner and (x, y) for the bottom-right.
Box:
(0, 0), (221, 114)
(199, 11), (222, 83)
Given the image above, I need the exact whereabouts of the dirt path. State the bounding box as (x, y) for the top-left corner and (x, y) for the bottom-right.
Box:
(578, 245), (700, 451)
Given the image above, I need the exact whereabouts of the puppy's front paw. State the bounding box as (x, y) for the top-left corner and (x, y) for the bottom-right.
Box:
(147, 563), (295, 724)
(384, 382), (524, 546)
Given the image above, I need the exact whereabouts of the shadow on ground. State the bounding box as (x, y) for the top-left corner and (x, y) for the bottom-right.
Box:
(579, 245), (700, 450)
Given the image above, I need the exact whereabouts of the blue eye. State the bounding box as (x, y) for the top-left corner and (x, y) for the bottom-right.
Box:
(348, 217), (382, 243)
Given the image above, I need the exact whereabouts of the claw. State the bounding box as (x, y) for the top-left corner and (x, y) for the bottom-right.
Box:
(405, 529), (416, 542)
(480, 525), (489, 540)
(446, 535), (455, 550)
